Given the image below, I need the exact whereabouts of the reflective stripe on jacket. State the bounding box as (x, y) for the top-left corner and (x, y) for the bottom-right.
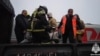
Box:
(27, 9), (46, 32)
(60, 15), (77, 37)
(27, 19), (45, 32)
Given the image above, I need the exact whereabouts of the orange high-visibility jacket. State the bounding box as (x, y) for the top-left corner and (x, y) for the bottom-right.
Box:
(60, 15), (77, 38)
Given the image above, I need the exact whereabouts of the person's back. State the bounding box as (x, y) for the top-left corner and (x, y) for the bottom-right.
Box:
(30, 6), (51, 43)
(49, 18), (57, 27)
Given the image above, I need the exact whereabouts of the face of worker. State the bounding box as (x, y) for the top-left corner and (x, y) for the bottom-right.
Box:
(68, 9), (73, 16)
(22, 10), (27, 16)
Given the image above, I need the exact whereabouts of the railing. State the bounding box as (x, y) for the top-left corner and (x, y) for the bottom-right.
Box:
(0, 43), (100, 56)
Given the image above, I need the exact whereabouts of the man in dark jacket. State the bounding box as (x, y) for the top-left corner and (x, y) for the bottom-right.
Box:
(15, 10), (29, 43)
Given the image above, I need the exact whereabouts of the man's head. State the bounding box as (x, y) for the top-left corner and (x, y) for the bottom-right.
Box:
(68, 9), (73, 16)
(22, 10), (27, 16)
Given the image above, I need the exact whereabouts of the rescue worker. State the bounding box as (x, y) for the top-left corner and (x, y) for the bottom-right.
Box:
(58, 9), (83, 43)
(27, 6), (51, 43)
(47, 13), (57, 29)
(75, 14), (85, 43)
(15, 10), (29, 43)
(47, 13), (59, 43)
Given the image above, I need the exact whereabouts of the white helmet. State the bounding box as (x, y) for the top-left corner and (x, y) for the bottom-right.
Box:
(47, 13), (52, 17)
